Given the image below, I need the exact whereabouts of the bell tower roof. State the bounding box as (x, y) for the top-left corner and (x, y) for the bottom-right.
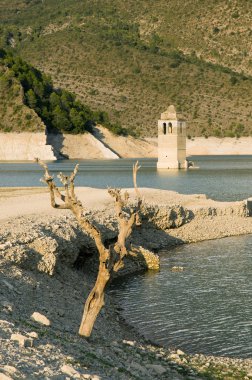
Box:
(160, 105), (186, 121)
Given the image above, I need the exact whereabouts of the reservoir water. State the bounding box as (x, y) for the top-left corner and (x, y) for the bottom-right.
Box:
(2, 155), (252, 357)
(1, 155), (252, 201)
(110, 235), (252, 358)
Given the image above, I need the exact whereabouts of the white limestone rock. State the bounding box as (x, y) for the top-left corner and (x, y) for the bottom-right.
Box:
(60, 364), (81, 379)
(31, 312), (51, 326)
(0, 373), (14, 380)
(177, 349), (185, 356)
(2, 366), (17, 375)
(27, 331), (39, 339)
(3, 365), (18, 375)
(10, 333), (33, 348)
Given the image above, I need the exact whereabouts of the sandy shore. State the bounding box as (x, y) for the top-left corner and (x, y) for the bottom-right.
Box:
(1, 187), (252, 379)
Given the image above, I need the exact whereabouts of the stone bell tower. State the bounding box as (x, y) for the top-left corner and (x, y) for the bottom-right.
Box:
(157, 105), (187, 169)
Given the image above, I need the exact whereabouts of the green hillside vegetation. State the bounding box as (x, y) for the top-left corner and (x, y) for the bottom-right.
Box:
(0, 0), (252, 137)
(0, 49), (126, 135)
(0, 53), (45, 132)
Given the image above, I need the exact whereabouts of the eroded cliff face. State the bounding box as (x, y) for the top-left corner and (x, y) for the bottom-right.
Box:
(187, 137), (252, 155)
(0, 131), (119, 161)
(47, 132), (119, 160)
(2, 130), (252, 161)
(0, 132), (56, 161)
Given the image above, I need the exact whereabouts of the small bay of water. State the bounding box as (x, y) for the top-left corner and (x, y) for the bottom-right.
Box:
(1, 155), (252, 201)
(2, 155), (252, 357)
(110, 235), (252, 358)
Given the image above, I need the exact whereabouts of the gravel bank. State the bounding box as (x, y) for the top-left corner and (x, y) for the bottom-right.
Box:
(0, 188), (252, 379)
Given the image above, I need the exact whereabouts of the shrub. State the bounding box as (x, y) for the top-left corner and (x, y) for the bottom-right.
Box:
(232, 11), (239, 19)
(213, 128), (221, 137)
(25, 113), (32, 120)
(230, 76), (238, 85)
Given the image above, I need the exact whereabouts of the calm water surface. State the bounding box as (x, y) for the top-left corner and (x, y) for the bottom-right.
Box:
(2, 155), (252, 357)
(110, 235), (252, 358)
(1, 155), (252, 201)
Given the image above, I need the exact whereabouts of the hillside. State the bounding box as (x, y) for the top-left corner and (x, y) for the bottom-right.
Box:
(0, 49), (125, 135)
(0, 58), (45, 132)
(0, 0), (252, 137)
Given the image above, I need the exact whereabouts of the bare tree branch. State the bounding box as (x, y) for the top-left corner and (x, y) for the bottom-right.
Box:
(133, 161), (141, 201)
(36, 158), (159, 338)
(36, 158), (67, 207)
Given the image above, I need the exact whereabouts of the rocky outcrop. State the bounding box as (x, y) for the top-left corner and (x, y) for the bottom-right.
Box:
(0, 199), (249, 277)
(144, 204), (191, 229)
(192, 202), (247, 218)
(0, 215), (96, 275)
(0, 211), (162, 276)
(0, 202), (191, 276)
(0, 132), (56, 161)
(47, 132), (119, 159)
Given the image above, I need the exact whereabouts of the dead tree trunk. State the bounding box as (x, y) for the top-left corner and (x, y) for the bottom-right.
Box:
(36, 159), (159, 338)
(78, 258), (110, 337)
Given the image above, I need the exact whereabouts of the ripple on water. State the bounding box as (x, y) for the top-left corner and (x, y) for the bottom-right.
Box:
(110, 235), (252, 358)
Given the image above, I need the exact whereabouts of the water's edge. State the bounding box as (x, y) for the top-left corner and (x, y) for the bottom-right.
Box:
(110, 234), (252, 359)
(1, 156), (252, 201)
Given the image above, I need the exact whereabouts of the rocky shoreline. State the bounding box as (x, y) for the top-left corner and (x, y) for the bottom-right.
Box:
(2, 128), (252, 162)
(1, 189), (252, 379)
